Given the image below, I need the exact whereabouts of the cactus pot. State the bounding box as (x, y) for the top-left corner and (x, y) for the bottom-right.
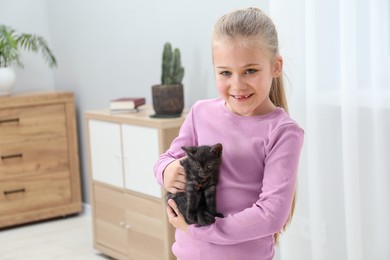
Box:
(151, 84), (184, 118)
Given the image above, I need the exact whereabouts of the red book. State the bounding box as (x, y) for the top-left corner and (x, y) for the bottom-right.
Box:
(110, 97), (145, 110)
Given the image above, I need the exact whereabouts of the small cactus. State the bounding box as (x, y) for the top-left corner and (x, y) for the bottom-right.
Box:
(161, 42), (184, 85)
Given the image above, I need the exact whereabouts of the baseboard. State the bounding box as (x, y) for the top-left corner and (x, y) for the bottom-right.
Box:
(82, 203), (92, 216)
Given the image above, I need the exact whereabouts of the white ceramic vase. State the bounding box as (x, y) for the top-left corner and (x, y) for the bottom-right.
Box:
(0, 67), (16, 96)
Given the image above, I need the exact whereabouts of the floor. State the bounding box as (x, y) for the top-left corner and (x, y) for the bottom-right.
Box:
(0, 212), (111, 260)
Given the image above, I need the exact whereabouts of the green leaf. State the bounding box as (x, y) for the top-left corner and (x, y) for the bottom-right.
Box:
(0, 24), (56, 68)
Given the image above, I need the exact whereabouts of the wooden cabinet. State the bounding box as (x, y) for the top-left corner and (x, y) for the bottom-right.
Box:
(85, 108), (186, 260)
(0, 91), (82, 228)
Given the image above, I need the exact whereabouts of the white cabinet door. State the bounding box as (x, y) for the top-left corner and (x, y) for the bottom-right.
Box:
(89, 120), (124, 188)
(122, 124), (161, 198)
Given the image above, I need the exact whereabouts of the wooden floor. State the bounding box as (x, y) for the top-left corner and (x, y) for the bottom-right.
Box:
(0, 212), (111, 259)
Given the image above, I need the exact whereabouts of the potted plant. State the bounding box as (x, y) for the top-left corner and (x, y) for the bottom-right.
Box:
(0, 24), (57, 96)
(151, 42), (185, 118)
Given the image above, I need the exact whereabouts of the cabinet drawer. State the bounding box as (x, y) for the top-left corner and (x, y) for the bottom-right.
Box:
(126, 194), (165, 259)
(94, 184), (127, 255)
(0, 170), (71, 215)
(88, 120), (123, 188)
(0, 137), (69, 180)
(122, 124), (161, 198)
(0, 104), (67, 144)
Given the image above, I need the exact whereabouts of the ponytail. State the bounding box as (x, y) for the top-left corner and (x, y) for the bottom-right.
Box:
(270, 76), (289, 114)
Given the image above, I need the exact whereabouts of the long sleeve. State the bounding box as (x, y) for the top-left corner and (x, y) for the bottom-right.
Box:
(188, 124), (304, 245)
(153, 106), (197, 185)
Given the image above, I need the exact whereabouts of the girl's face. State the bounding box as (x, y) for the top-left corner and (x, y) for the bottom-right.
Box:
(212, 40), (282, 116)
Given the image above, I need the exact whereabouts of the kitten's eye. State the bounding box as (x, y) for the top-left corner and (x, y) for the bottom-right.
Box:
(194, 165), (201, 170)
(206, 162), (213, 169)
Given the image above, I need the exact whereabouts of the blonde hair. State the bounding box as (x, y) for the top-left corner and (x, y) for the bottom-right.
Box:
(212, 7), (294, 244)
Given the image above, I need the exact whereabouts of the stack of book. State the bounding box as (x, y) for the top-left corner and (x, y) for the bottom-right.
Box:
(110, 97), (146, 113)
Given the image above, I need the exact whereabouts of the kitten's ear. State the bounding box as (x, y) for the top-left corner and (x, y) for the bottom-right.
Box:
(181, 146), (197, 156)
(211, 143), (223, 156)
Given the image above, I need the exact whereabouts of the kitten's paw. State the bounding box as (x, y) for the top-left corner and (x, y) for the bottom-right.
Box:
(215, 212), (224, 218)
(198, 212), (215, 226)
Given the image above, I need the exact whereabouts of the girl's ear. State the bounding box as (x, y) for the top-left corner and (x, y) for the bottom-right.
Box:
(272, 55), (283, 78)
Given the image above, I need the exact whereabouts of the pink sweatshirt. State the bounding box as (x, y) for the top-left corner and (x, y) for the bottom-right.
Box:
(154, 98), (304, 260)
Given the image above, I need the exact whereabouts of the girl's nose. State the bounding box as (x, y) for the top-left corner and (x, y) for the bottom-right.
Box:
(231, 75), (247, 91)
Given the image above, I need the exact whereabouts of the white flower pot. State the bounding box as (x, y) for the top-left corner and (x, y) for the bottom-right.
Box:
(0, 67), (16, 96)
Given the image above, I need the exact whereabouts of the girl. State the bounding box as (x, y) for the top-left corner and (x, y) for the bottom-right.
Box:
(154, 7), (304, 260)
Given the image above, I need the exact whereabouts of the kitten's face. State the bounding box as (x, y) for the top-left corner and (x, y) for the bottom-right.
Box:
(182, 143), (223, 178)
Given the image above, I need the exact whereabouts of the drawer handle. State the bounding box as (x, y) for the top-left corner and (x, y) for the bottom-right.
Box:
(1, 153), (23, 160)
(0, 118), (20, 124)
(4, 188), (26, 196)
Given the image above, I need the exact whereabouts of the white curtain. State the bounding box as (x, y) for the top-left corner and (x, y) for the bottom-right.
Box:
(270, 1), (390, 260)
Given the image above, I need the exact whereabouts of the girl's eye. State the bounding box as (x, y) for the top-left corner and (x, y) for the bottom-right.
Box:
(220, 71), (231, 76)
(246, 69), (257, 74)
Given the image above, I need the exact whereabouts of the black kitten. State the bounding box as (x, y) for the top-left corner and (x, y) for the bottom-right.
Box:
(166, 143), (223, 226)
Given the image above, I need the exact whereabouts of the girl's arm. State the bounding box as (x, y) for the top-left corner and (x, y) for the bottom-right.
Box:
(188, 124), (304, 245)
(154, 106), (197, 188)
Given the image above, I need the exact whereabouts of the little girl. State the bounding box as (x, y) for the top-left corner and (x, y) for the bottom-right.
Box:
(154, 7), (304, 260)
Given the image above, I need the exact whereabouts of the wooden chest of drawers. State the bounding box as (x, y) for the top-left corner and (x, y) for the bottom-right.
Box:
(0, 91), (82, 228)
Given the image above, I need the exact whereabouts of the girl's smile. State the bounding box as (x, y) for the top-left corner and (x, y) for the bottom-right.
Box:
(213, 40), (282, 116)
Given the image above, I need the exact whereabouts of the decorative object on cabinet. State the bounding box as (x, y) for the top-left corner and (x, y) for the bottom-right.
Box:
(110, 97), (146, 112)
(151, 42), (185, 118)
(85, 107), (186, 260)
(0, 25), (57, 96)
(0, 91), (82, 228)
(0, 67), (16, 96)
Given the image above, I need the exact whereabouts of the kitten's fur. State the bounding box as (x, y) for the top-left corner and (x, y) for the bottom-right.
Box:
(166, 143), (223, 226)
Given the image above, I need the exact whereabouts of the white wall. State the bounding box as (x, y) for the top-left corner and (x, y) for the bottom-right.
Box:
(0, 0), (269, 203)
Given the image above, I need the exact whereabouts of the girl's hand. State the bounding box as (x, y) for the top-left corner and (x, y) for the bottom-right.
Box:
(163, 159), (186, 193)
(167, 199), (189, 233)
